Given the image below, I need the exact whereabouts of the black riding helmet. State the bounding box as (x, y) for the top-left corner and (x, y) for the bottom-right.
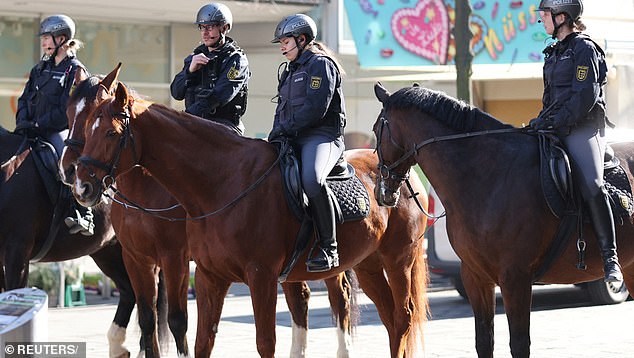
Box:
(271, 14), (317, 44)
(539, 0), (583, 38)
(38, 15), (75, 57)
(196, 3), (233, 31)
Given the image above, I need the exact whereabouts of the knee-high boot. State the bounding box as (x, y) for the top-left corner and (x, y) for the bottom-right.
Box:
(306, 187), (339, 273)
(586, 192), (623, 282)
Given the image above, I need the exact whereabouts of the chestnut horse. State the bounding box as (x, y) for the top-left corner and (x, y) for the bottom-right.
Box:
(0, 127), (141, 358)
(70, 78), (428, 358)
(60, 68), (368, 357)
(373, 83), (634, 357)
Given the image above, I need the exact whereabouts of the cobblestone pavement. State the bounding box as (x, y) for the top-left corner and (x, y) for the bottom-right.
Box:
(48, 283), (633, 357)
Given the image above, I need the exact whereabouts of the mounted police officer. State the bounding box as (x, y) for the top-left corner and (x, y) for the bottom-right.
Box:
(268, 14), (347, 272)
(530, 0), (622, 282)
(171, 2), (250, 135)
(14, 14), (94, 236)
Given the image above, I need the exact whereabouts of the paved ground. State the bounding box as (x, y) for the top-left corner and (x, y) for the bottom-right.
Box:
(46, 283), (634, 357)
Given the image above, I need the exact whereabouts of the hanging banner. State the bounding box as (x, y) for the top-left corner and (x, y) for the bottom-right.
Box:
(344, 0), (551, 67)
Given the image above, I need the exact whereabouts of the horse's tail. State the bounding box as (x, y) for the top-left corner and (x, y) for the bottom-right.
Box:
(406, 241), (429, 357)
(345, 269), (360, 331)
(156, 269), (170, 353)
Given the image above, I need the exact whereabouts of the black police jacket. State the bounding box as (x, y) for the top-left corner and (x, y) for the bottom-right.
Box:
(16, 56), (85, 133)
(539, 32), (609, 129)
(170, 37), (250, 126)
(270, 50), (346, 140)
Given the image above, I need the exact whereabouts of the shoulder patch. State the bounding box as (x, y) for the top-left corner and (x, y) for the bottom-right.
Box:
(576, 65), (589, 81)
(310, 76), (322, 90)
(227, 65), (239, 80)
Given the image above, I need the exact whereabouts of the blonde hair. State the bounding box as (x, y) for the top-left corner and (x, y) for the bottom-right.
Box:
(306, 41), (346, 76)
(64, 38), (84, 57)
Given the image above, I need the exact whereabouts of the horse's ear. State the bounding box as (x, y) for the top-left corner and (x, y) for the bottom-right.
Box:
(101, 62), (122, 96)
(374, 82), (390, 104)
(114, 82), (131, 110)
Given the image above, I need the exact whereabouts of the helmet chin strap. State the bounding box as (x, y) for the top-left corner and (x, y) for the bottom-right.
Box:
(551, 13), (566, 39)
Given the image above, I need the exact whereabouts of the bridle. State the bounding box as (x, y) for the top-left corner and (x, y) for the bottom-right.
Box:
(77, 105), (137, 192)
(75, 103), (282, 222)
(375, 107), (523, 219)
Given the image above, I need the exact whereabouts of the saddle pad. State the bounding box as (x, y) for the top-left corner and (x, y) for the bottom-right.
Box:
(327, 174), (370, 222)
(604, 165), (634, 224)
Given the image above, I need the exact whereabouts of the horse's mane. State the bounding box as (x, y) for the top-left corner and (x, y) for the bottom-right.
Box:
(385, 86), (514, 132)
(70, 75), (103, 103)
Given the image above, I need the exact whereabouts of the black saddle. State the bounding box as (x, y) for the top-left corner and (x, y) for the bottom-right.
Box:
(31, 138), (63, 204)
(539, 134), (633, 222)
(278, 141), (370, 223)
(274, 139), (371, 282)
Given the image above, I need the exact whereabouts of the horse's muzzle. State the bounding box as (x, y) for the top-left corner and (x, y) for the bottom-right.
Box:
(375, 178), (400, 207)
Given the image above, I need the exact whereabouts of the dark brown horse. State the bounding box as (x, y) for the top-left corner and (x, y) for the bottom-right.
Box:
(373, 83), (634, 358)
(0, 128), (140, 358)
(60, 67), (370, 357)
(70, 78), (428, 358)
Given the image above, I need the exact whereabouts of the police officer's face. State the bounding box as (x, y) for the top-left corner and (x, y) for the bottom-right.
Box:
(280, 37), (299, 61)
(40, 34), (65, 57)
(199, 23), (226, 49)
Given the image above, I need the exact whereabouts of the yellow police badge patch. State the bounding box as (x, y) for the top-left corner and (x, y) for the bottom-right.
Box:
(227, 66), (239, 80)
(310, 76), (322, 90)
(576, 66), (589, 81)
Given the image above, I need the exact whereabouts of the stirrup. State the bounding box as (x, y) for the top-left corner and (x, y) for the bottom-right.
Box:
(306, 249), (339, 273)
(64, 216), (94, 236)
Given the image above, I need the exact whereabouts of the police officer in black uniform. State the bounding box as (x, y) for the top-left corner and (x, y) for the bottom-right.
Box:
(171, 3), (250, 135)
(269, 14), (347, 272)
(15, 14), (94, 236)
(530, 0), (622, 282)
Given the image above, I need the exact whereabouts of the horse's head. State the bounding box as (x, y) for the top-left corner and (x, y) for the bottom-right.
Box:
(372, 82), (417, 207)
(61, 63), (122, 186)
(73, 78), (138, 207)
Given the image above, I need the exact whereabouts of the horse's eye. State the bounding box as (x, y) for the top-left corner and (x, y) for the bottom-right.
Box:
(106, 129), (117, 137)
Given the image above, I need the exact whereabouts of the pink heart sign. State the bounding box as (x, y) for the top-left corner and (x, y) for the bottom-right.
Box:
(391, 0), (450, 65)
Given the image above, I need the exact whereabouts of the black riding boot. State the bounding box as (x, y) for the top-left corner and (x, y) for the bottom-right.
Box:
(65, 203), (95, 236)
(586, 192), (623, 282)
(306, 187), (339, 273)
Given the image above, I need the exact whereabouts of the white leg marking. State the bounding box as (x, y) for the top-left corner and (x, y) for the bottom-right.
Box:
(107, 323), (129, 358)
(290, 320), (308, 358)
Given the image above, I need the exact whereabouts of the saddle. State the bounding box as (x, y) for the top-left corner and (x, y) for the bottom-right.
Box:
(534, 133), (634, 281)
(274, 139), (371, 282)
(539, 134), (634, 222)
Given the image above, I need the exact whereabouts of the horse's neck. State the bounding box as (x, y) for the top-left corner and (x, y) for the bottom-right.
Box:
(419, 125), (535, 210)
(132, 112), (267, 214)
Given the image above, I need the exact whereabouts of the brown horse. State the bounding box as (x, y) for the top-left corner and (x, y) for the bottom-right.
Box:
(60, 68), (369, 357)
(0, 127), (141, 358)
(372, 83), (634, 358)
(69, 78), (428, 358)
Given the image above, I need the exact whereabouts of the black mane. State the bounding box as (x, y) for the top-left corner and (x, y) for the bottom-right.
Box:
(69, 75), (103, 103)
(385, 86), (513, 132)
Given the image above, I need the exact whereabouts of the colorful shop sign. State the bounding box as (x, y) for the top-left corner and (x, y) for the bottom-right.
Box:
(344, 0), (552, 67)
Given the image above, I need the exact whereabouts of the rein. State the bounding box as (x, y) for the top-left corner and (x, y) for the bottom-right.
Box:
(375, 111), (529, 219)
(78, 105), (283, 221)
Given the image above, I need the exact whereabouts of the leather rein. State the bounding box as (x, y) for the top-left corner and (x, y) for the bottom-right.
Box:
(76, 107), (281, 221)
(374, 109), (525, 219)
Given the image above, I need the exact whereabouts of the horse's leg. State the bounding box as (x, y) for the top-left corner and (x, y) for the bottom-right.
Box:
(246, 270), (279, 358)
(461, 265), (497, 358)
(90, 245), (136, 358)
(194, 268), (230, 358)
(162, 255), (190, 357)
(353, 255), (396, 346)
(324, 273), (353, 358)
(120, 251), (160, 358)
(281, 281), (310, 358)
(498, 271), (533, 358)
(4, 244), (29, 290)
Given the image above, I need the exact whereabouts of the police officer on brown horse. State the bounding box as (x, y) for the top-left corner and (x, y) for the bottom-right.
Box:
(171, 2), (250, 135)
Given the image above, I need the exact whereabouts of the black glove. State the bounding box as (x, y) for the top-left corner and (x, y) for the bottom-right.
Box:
(14, 121), (38, 137)
(529, 117), (553, 131)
